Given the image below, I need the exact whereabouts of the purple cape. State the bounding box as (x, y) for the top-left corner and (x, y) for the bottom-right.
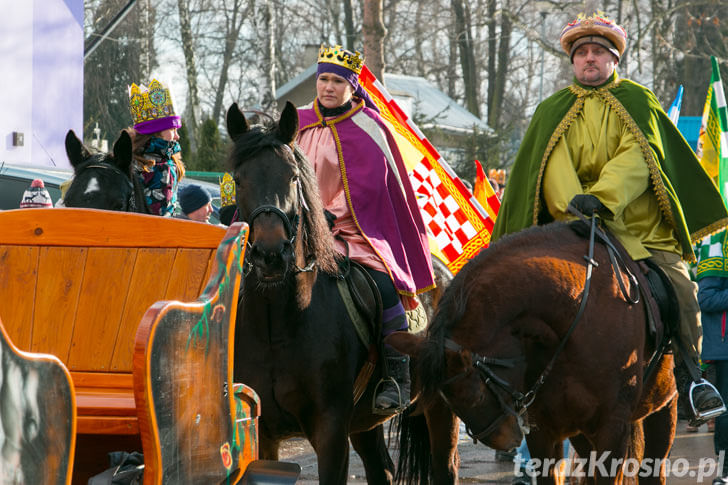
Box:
(298, 100), (435, 296)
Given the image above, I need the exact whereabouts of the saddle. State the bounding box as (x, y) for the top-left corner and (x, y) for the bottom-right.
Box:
(335, 259), (382, 349)
(334, 258), (428, 407)
(567, 220), (679, 361)
(334, 259), (382, 405)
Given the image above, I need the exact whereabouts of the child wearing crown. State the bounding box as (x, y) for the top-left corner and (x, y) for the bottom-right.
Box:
(127, 79), (186, 217)
(296, 45), (435, 414)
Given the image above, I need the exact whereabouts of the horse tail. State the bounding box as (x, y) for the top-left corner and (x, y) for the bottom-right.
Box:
(394, 406), (431, 485)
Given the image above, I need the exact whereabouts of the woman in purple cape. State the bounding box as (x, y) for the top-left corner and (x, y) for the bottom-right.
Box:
(296, 44), (435, 413)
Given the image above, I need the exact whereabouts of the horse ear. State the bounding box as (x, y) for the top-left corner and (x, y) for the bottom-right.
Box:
(226, 102), (250, 140)
(384, 332), (425, 359)
(65, 129), (90, 171)
(278, 101), (299, 145)
(113, 130), (133, 175)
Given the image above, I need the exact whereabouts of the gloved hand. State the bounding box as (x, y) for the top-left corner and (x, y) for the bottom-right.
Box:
(569, 194), (611, 217)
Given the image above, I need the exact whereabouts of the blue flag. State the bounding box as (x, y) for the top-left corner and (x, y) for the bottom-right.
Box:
(667, 84), (683, 125)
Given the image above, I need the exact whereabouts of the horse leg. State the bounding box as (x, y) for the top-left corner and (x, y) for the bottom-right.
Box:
(258, 433), (281, 461)
(568, 433), (594, 485)
(350, 425), (394, 485)
(525, 431), (564, 485)
(424, 397), (460, 484)
(589, 420), (632, 485)
(640, 398), (677, 485)
(304, 416), (351, 485)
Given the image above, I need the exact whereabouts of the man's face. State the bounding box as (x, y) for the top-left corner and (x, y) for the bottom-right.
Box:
(572, 43), (618, 86)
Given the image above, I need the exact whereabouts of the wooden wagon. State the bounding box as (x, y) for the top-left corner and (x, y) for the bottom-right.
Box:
(0, 208), (299, 484)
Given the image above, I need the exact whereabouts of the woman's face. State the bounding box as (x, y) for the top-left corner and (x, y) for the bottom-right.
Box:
(157, 128), (179, 142)
(316, 72), (354, 109)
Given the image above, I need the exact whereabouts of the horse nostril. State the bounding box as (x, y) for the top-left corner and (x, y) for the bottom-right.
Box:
(250, 244), (263, 261)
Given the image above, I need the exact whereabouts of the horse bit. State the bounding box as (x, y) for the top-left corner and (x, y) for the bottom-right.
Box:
(440, 208), (640, 444)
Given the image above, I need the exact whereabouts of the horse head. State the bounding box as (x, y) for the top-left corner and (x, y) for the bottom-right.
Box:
(63, 129), (137, 211)
(385, 248), (542, 451)
(387, 328), (525, 451)
(225, 102), (338, 294)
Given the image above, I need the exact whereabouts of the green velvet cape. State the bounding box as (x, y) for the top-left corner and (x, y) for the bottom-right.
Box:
(491, 73), (728, 261)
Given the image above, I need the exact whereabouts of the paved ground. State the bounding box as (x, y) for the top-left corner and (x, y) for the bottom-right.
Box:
(278, 419), (721, 484)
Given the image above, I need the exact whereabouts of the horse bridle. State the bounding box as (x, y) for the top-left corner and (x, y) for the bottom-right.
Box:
(439, 209), (640, 444)
(243, 159), (316, 276)
(439, 339), (529, 443)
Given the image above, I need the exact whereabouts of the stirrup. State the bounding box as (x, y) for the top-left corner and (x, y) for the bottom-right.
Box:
(371, 376), (405, 416)
(689, 379), (727, 421)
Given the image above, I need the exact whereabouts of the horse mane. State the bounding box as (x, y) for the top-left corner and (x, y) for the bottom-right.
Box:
(227, 121), (340, 275)
(417, 222), (575, 402)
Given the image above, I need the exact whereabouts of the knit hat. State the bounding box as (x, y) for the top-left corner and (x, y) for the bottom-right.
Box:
(560, 13), (627, 62)
(20, 179), (53, 208)
(179, 184), (211, 215)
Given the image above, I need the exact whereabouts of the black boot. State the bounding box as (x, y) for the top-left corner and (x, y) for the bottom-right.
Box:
(374, 348), (410, 412)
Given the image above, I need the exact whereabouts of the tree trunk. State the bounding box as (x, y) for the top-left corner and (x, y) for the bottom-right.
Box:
(452, 0), (480, 118)
(362, 0), (386, 80)
(447, 2), (458, 98)
(414, 1), (425, 77)
(177, 0), (200, 147)
(343, 0), (356, 50)
(259, 0), (277, 109)
(489, 9), (511, 129)
(486, 0), (496, 123)
(138, 0), (154, 80)
(211, 0), (247, 124)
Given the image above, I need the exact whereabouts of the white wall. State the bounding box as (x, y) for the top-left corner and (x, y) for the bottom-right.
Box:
(0, 0), (83, 168)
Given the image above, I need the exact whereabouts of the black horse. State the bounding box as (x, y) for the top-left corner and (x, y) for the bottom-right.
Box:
(63, 129), (148, 212)
(227, 101), (460, 485)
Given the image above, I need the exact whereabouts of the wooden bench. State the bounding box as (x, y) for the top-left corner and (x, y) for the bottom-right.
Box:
(133, 221), (257, 483)
(0, 315), (75, 485)
(0, 208), (258, 483)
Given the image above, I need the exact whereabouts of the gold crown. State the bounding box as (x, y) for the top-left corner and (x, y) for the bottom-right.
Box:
(219, 172), (236, 207)
(317, 45), (364, 74)
(128, 79), (177, 126)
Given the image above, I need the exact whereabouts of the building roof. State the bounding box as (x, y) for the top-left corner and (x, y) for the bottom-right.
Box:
(276, 67), (490, 135)
(383, 73), (490, 133)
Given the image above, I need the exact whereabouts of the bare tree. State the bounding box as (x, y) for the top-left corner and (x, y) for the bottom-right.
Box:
(177, 0), (201, 144)
(490, 3), (512, 129)
(453, 0), (480, 118)
(210, 0), (248, 122)
(258, 0), (277, 109)
(363, 0), (386, 79)
(138, 0), (155, 79)
(343, 0), (356, 50)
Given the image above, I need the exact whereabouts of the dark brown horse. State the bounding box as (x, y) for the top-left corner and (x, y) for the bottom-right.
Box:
(388, 222), (677, 484)
(226, 101), (459, 485)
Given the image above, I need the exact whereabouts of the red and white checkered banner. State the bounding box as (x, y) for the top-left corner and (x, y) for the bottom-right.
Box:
(359, 65), (496, 274)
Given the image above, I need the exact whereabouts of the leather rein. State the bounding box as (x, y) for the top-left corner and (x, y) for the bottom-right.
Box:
(440, 208), (640, 444)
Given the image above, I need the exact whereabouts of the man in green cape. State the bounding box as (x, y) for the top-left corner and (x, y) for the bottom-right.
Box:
(492, 12), (728, 425)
